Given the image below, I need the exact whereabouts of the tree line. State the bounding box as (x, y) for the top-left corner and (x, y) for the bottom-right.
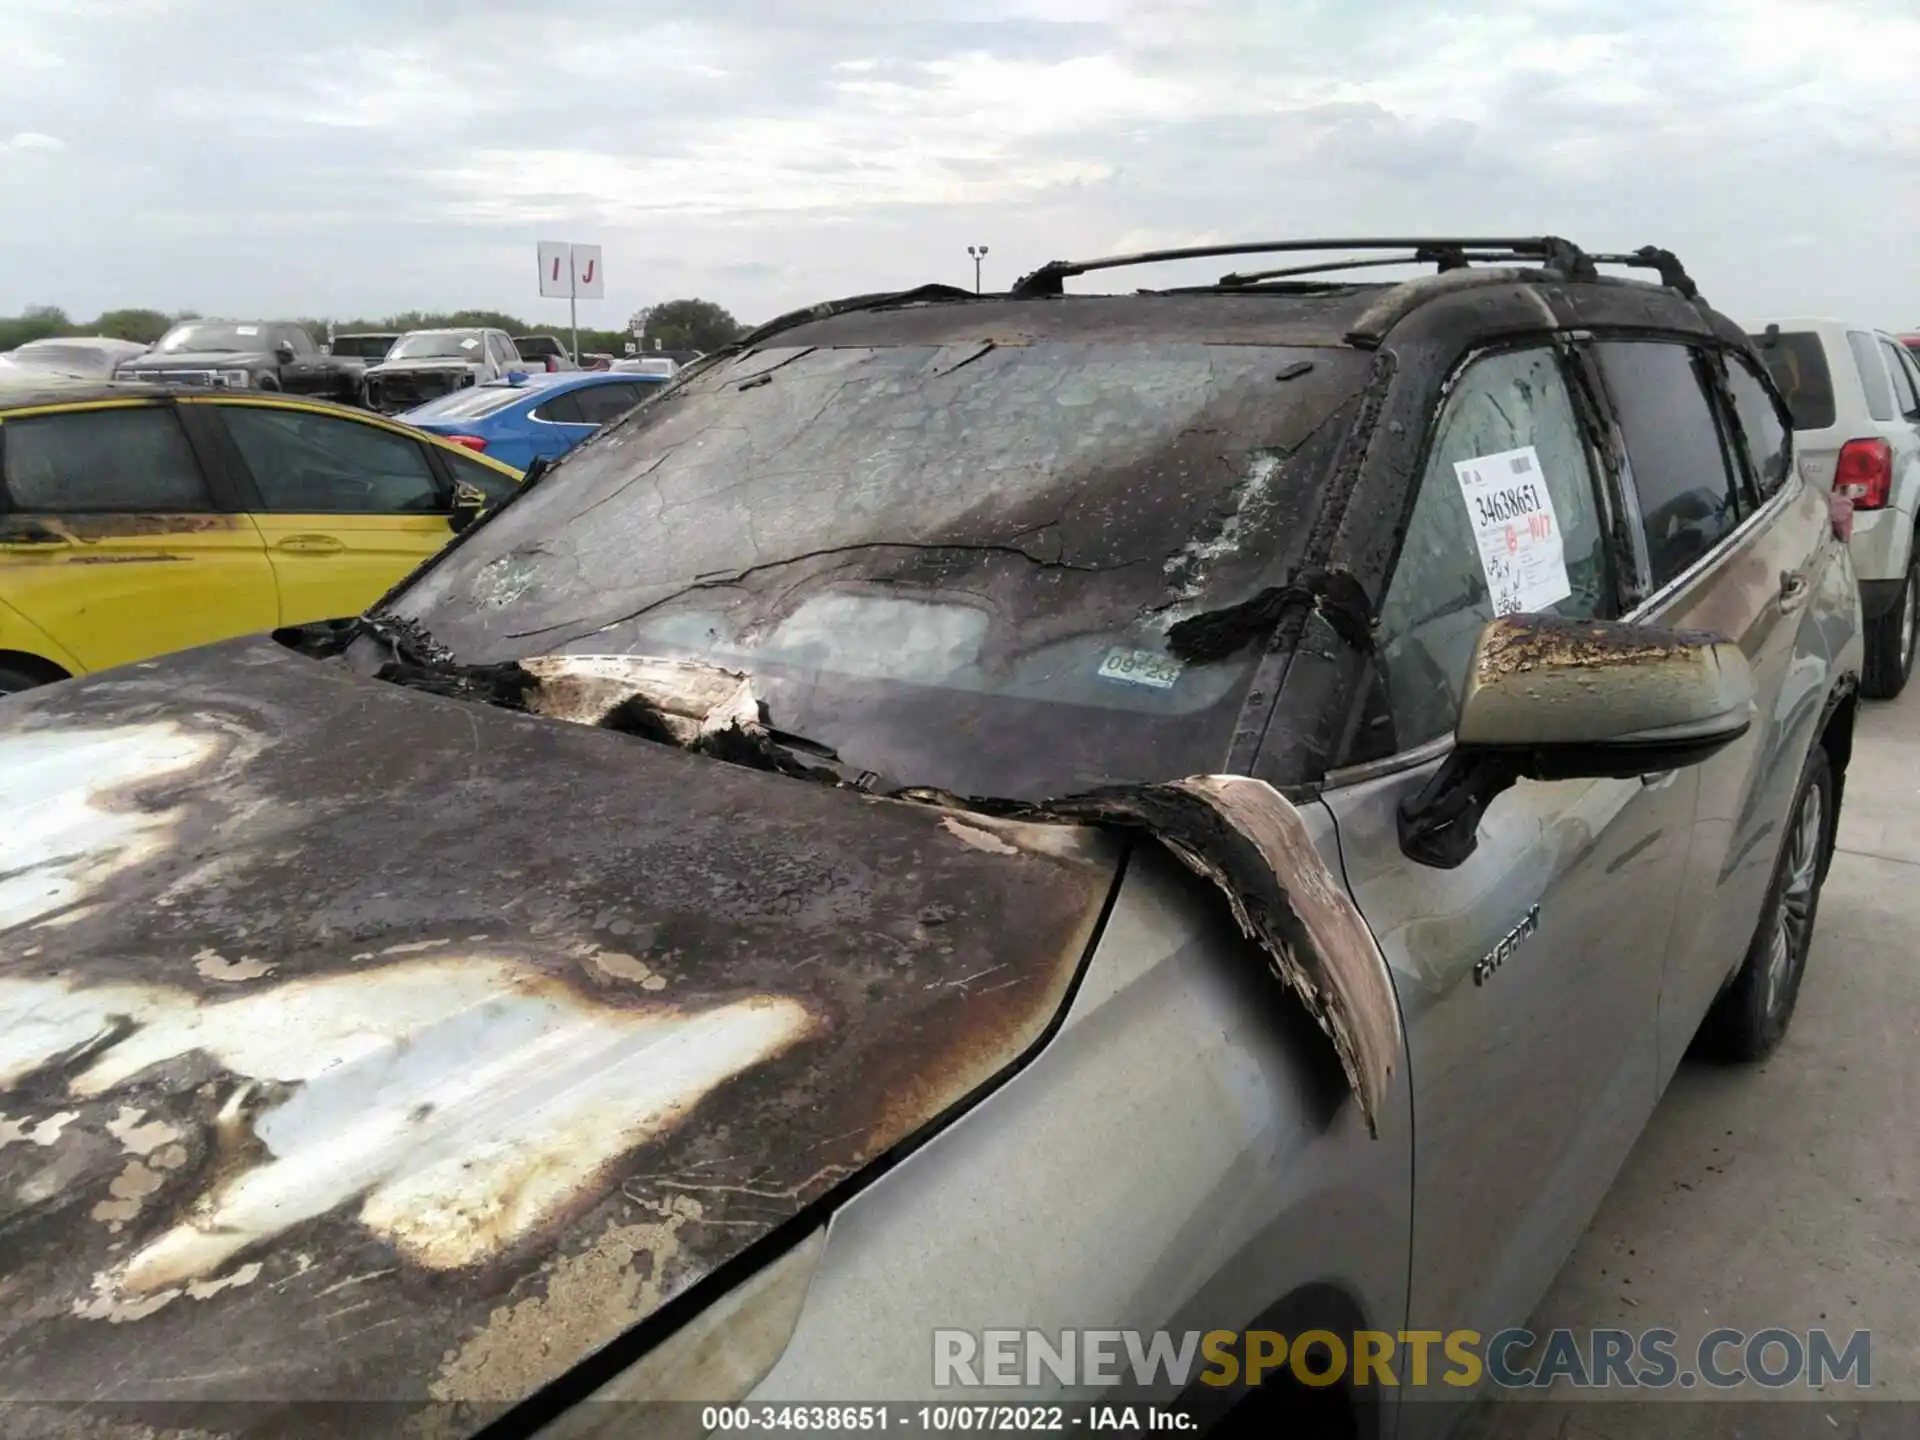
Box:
(1, 297), (747, 358)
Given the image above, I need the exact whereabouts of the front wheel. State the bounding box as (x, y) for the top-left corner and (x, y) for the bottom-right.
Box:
(1861, 554), (1917, 699)
(1696, 747), (1833, 1061)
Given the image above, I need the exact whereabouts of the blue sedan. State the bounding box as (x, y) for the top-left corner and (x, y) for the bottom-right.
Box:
(397, 370), (668, 471)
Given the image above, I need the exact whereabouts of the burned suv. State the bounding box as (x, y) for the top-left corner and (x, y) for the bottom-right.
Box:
(0, 240), (1859, 1440)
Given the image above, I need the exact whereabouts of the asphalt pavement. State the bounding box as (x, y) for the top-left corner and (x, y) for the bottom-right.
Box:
(1472, 680), (1920, 1438)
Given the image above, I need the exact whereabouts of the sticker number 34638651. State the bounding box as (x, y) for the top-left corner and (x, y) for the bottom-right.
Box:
(1453, 444), (1573, 616)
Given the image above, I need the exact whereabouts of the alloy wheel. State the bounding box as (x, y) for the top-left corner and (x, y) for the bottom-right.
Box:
(1902, 573), (1918, 674)
(1763, 780), (1825, 1018)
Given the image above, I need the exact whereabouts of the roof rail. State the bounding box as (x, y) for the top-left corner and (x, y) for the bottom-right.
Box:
(1009, 238), (1593, 296)
(1009, 237), (1702, 302)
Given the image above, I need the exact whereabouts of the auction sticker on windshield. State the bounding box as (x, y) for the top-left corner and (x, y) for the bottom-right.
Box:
(1454, 445), (1571, 616)
(1098, 648), (1183, 689)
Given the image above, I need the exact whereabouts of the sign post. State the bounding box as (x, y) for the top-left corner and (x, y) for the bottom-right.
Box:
(538, 241), (604, 362)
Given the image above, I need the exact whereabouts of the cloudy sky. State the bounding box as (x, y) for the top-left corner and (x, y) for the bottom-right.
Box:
(2, 0), (1915, 330)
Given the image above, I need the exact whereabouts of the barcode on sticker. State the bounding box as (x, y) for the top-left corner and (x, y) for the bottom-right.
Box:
(1098, 648), (1182, 689)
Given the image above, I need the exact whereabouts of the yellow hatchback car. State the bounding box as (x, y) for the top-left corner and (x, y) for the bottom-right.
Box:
(0, 377), (521, 693)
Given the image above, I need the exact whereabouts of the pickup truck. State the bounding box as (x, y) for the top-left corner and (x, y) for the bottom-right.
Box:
(364, 328), (525, 413)
(511, 334), (577, 372)
(114, 320), (365, 401)
(326, 332), (400, 364)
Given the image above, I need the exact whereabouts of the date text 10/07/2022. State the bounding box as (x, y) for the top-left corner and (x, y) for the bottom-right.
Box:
(700, 1406), (1196, 1433)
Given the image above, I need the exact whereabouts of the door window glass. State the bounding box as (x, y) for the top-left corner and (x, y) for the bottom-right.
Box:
(1847, 330), (1895, 422)
(1725, 354), (1792, 497)
(531, 391), (586, 424)
(571, 382), (647, 425)
(2, 406), (212, 512)
(1594, 342), (1742, 590)
(222, 405), (442, 513)
(1375, 347), (1612, 749)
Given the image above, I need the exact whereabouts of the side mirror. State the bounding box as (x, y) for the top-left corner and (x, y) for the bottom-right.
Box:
(1398, 614), (1754, 869)
(274, 342), (296, 363)
(448, 482), (488, 534)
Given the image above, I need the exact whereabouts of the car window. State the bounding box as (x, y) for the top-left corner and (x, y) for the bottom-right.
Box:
(1847, 330), (1895, 422)
(1374, 346), (1613, 750)
(1880, 339), (1920, 419)
(1749, 331), (1836, 431)
(571, 382), (646, 426)
(1724, 353), (1792, 498)
(1, 405), (213, 513)
(442, 449), (520, 504)
(221, 405), (443, 513)
(1595, 342), (1744, 592)
(531, 391), (586, 424)
(281, 326), (316, 357)
(1899, 345), (1920, 407)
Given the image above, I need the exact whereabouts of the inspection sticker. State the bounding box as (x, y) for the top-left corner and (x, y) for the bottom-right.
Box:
(235, 325), (258, 336)
(1454, 445), (1571, 616)
(1098, 648), (1182, 689)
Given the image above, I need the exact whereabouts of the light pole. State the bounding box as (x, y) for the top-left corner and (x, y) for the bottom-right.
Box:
(968, 244), (990, 294)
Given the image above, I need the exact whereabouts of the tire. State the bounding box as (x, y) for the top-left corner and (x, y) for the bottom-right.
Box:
(1696, 746), (1833, 1061)
(1861, 554), (1918, 699)
(0, 662), (53, 696)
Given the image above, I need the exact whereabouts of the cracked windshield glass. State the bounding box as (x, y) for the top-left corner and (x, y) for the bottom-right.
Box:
(386, 338), (1370, 798)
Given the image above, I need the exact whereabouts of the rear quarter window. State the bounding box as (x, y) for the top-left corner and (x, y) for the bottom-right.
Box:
(1749, 331), (1836, 431)
(1846, 330), (1896, 422)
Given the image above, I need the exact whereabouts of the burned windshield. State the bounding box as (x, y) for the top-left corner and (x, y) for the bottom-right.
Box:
(383, 339), (1369, 798)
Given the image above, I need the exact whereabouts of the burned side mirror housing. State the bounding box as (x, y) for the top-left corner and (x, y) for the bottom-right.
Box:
(1398, 614), (1754, 869)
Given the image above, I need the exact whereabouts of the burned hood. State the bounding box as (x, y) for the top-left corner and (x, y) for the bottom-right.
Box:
(0, 638), (1119, 1433)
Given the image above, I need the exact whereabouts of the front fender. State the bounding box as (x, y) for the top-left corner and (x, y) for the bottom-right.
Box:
(747, 837), (1413, 1406)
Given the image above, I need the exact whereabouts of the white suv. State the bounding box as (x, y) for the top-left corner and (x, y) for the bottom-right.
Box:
(1750, 318), (1920, 696)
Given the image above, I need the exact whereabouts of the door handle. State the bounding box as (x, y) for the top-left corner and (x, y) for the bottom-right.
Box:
(275, 534), (345, 554)
(1779, 569), (1811, 613)
(0, 521), (68, 546)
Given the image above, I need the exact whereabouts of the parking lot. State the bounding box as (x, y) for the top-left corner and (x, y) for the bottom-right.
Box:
(1478, 680), (1920, 1437)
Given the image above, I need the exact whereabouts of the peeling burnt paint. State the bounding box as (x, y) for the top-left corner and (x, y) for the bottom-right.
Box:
(907, 775), (1400, 1134)
(0, 639), (1119, 1434)
(1474, 612), (1728, 680)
